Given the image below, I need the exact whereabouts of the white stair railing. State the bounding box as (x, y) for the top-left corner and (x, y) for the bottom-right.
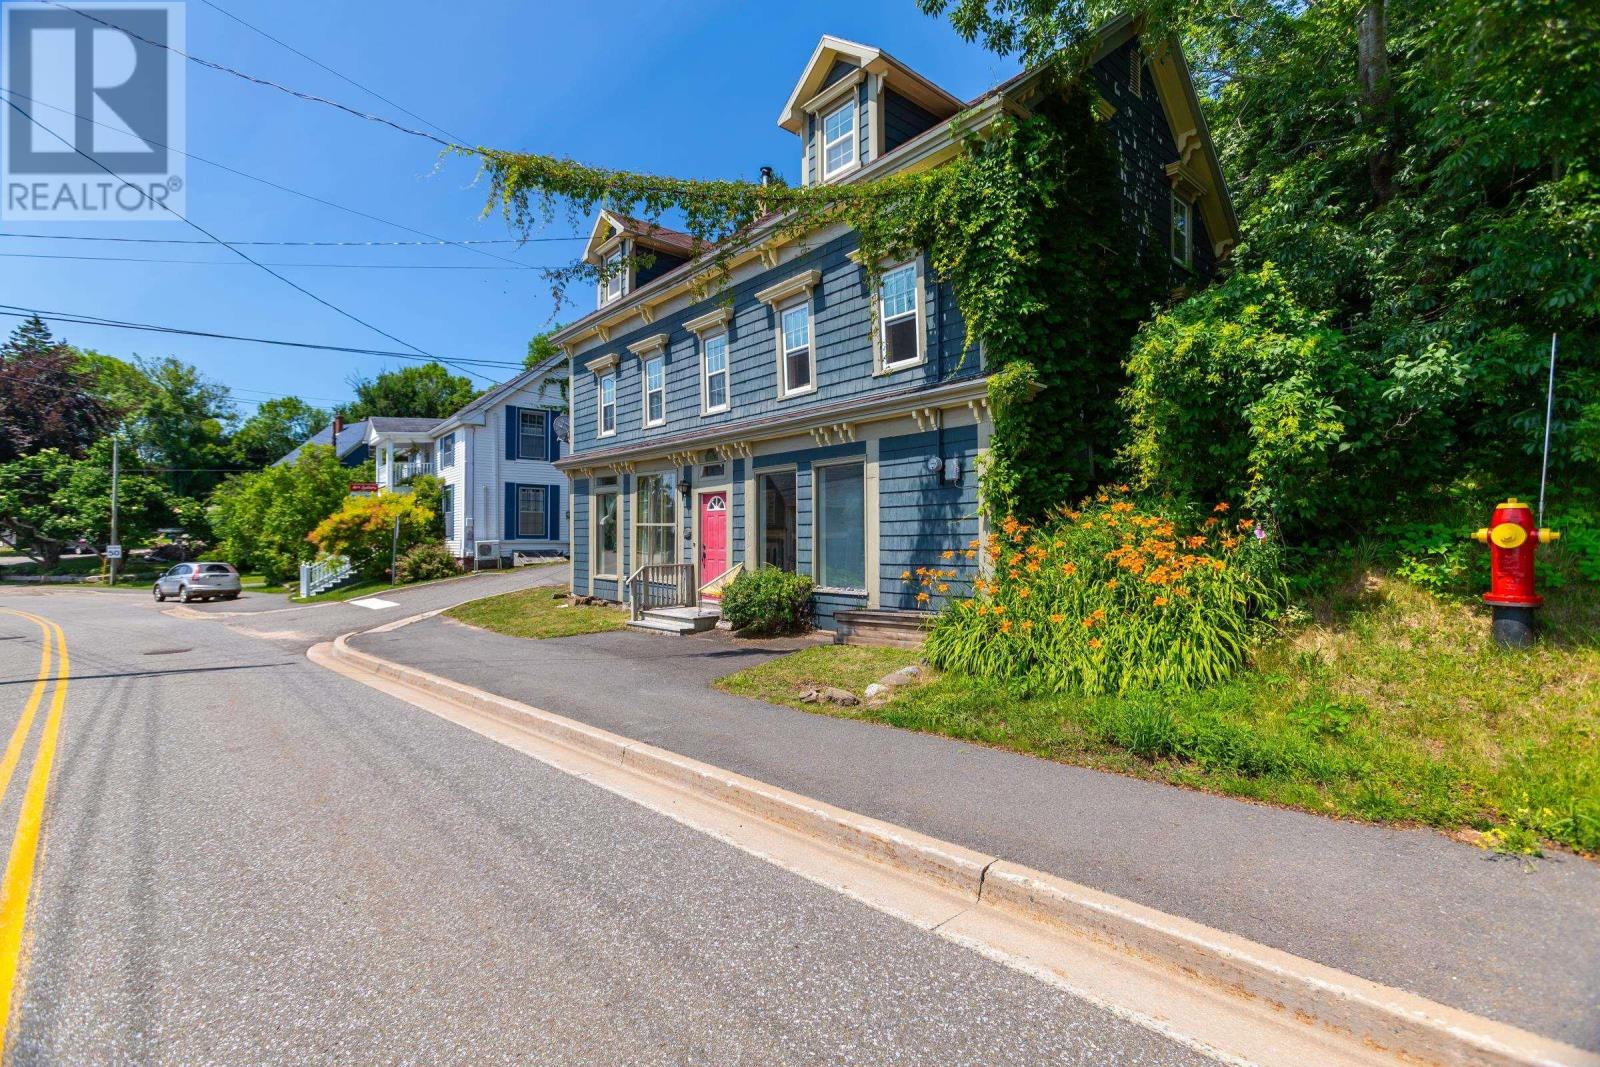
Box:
(299, 555), (353, 598)
(627, 562), (696, 620)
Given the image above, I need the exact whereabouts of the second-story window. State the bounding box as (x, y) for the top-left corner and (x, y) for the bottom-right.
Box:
(598, 373), (617, 437)
(1170, 193), (1192, 268)
(643, 355), (665, 427)
(779, 301), (813, 396)
(879, 262), (921, 369)
(518, 409), (548, 460)
(702, 331), (728, 414)
(602, 249), (624, 304)
(822, 100), (856, 179)
(439, 431), (455, 468)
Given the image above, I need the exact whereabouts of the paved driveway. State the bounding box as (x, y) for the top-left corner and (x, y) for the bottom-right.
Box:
(353, 617), (1600, 1051)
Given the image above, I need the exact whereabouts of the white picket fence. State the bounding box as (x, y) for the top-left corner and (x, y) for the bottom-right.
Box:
(298, 555), (353, 598)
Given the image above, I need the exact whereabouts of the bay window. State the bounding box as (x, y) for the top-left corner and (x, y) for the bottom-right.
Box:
(760, 470), (798, 572)
(634, 473), (676, 567)
(815, 462), (866, 590)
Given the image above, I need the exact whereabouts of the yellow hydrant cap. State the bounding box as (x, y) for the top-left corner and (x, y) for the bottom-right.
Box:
(1472, 527), (1490, 543)
(1490, 522), (1528, 549)
(1538, 528), (1561, 543)
(1496, 498), (1530, 511)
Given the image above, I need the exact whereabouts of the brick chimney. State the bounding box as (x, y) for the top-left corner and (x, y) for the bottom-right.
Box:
(332, 414), (343, 446)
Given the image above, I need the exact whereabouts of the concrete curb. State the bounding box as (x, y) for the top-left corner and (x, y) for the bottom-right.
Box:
(326, 634), (1599, 1067)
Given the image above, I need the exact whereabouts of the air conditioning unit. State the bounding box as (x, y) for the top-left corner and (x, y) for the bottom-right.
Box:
(474, 540), (501, 570)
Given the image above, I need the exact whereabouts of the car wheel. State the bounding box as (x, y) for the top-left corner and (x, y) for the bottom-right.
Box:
(153, 585), (165, 602)
(179, 586), (192, 603)
(223, 593), (240, 601)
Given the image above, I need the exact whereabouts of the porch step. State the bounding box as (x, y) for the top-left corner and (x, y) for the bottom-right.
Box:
(627, 605), (721, 636)
(834, 609), (934, 649)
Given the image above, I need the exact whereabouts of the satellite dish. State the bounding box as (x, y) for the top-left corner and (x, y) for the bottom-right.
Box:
(554, 414), (571, 442)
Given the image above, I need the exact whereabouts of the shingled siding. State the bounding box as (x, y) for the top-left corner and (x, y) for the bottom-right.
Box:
(878, 426), (980, 612)
(1092, 39), (1216, 283)
(571, 476), (590, 589)
(731, 458), (746, 566)
(883, 88), (940, 152)
(568, 231), (978, 459)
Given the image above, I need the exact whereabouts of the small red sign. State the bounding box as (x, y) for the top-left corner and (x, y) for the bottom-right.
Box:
(349, 482), (379, 496)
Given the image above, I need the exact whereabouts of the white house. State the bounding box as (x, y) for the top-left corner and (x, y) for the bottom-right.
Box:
(426, 354), (569, 566)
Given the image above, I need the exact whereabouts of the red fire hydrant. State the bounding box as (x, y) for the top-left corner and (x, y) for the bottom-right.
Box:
(1472, 498), (1560, 647)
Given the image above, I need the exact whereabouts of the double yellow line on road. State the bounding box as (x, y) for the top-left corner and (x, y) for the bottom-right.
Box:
(0, 610), (70, 1059)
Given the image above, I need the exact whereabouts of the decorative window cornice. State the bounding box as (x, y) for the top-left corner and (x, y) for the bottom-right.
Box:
(1166, 161), (1205, 204)
(584, 353), (620, 375)
(625, 333), (669, 358)
(683, 306), (732, 335)
(801, 69), (864, 117)
(755, 269), (822, 308)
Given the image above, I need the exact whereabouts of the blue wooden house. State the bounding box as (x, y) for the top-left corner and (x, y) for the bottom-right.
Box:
(554, 16), (1237, 640)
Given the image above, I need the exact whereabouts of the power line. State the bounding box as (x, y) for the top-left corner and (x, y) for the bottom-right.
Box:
(0, 304), (526, 368)
(2, 98), (499, 386)
(196, 0), (468, 146)
(0, 232), (581, 247)
(0, 251), (551, 271)
(0, 88), (555, 271)
(43, 1), (458, 149)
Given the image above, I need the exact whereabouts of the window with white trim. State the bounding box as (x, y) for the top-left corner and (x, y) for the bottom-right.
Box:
(634, 473), (676, 567)
(518, 409), (548, 460)
(815, 461), (866, 590)
(517, 485), (547, 539)
(439, 431), (455, 468)
(821, 100), (856, 178)
(594, 478), (619, 576)
(442, 485), (455, 539)
(601, 248), (624, 305)
(702, 331), (729, 413)
(878, 262), (921, 369)
(643, 355), (665, 427)
(779, 301), (812, 395)
(598, 373), (616, 437)
(1170, 192), (1192, 267)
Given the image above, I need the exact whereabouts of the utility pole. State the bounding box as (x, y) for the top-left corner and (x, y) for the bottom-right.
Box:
(109, 436), (119, 587)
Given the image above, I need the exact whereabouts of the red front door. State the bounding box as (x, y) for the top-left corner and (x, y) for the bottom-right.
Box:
(699, 491), (729, 597)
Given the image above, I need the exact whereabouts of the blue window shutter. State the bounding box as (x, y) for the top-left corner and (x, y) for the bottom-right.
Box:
(547, 484), (560, 541)
(547, 410), (559, 461)
(505, 406), (519, 460)
(504, 483), (518, 540)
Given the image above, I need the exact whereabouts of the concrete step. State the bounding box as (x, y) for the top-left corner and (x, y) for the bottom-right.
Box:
(627, 605), (721, 635)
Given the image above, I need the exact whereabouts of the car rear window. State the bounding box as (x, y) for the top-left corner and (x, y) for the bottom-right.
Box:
(200, 564), (236, 575)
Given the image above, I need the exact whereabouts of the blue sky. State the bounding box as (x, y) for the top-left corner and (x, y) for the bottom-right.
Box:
(0, 0), (1017, 419)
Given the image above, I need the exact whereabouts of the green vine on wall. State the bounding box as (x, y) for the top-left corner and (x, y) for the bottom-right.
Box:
(472, 78), (1158, 520)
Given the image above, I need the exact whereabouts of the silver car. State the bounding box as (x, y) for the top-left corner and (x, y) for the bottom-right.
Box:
(153, 562), (242, 603)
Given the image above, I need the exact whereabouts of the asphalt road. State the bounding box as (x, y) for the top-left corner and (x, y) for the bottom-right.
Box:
(0, 586), (1212, 1065)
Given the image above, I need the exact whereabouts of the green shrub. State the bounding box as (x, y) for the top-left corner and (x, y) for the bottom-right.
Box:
(396, 542), (460, 584)
(721, 566), (814, 635)
(924, 489), (1285, 694)
(308, 492), (434, 581)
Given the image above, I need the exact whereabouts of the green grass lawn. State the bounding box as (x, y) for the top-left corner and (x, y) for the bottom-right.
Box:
(445, 587), (629, 639)
(715, 572), (1600, 857)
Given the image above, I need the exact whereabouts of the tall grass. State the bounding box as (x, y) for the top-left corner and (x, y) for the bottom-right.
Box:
(925, 489), (1284, 693)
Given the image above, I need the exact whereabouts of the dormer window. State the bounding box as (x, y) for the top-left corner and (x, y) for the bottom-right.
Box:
(601, 248), (625, 305)
(821, 100), (856, 179)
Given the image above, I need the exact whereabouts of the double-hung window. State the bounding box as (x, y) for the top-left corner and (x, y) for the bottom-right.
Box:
(634, 473), (676, 567)
(439, 431), (455, 468)
(821, 101), (856, 179)
(1170, 193), (1192, 268)
(643, 355), (665, 427)
(518, 409), (547, 460)
(442, 485), (455, 539)
(878, 262), (921, 369)
(594, 477), (619, 576)
(815, 462), (866, 590)
(702, 331), (728, 414)
(779, 301), (813, 396)
(598, 373), (616, 437)
(517, 486), (547, 539)
(602, 249), (624, 304)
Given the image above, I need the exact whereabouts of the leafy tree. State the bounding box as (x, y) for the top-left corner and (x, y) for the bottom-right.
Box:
(308, 492), (436, 581)
(336, 363), (479, 422)
(0, 316), (118, 462)
(0, 444), (172, 568)
(209, 445), (359, 583)
(232, 396), (331, 469)
(120, 356), (241, 500)
(525, 328), (564, 370)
